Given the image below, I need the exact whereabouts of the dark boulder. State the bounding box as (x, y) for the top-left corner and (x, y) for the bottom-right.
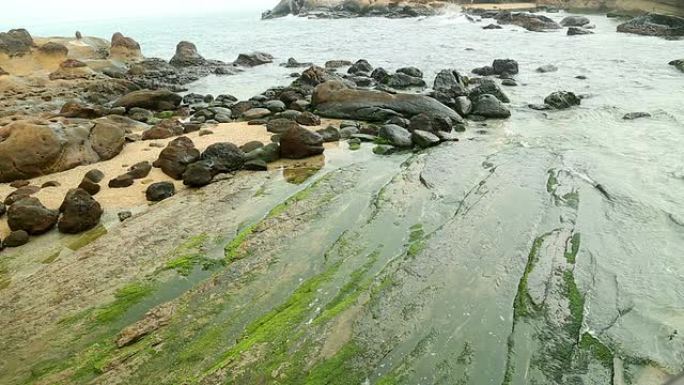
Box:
(142, 119), (184, 140)
(240, 141), (265, 153)
(113, 90), (182, 111)
(408, 113), (453, 133)
(617, 14), (684, 38)
(78, 177), (101, 196)
(244, 159), (268, 171)
(146, 182), (175, 202)
(7, 197), (59, 235)
(492, 59), (519, 75)
(668, 59), (684, 73)
(280, 126), (325, 159)
(201, 142), (246, 173)
(544, 91), (581, 109)
(472, 94), (512, 119)
(483, 24), (503, 29)
(347, 59), (373, 75)
(411, 130), (441, 148)
(58, 188), (103, 234)
(282, 57), (314, 68)
(561, 16), (590, 27)
(623, 112), (651, 120)
(4, 186), (40, 206)
(472, 66), (496, 76)
(495, 12), (561, 31)
(567, 27), (594, 36)
(267, 118), (300, 134)
(182, 161), (214, 187)
(0, 202), (5, 217)
(152, 137), (201, 179)
(316, 126), (341, 142)
(3, 230), (29, 248)
(371, 67), (389, 82)
(108, 174), (135, 188)
(127, 161), (152, 179)
(85, 169), (105, 183)
(295, 111), (322, 126)
(379, 124), (412, 147)
(469, 79), (510, 103)
(536, 64), (558, 73)
(383, 73), (427, 89)
(397, 66), (423, 78)
(433, 69), (468, 96)
(234, 52), (274, 67)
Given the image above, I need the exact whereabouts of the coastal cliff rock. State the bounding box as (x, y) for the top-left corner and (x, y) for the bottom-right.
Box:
(262, 0), (447, 19)
(312, 80), (463, 122)
(0, 119), (125, 183)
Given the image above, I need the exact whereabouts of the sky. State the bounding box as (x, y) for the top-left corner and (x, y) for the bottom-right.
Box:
(0, 0), (277, 26)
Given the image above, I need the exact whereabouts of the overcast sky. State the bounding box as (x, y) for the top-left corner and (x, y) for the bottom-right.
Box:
(1, 0), (277, 25)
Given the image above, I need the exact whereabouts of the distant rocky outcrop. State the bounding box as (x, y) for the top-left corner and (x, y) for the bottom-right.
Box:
(617, 13), (684, 37)
(262, 0), (447, 19)
(473, 10), (561, 31)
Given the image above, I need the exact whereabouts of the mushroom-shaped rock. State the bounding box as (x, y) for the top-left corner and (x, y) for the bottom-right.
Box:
(110, 32), (142, 59)
(170, 41), (207, 67)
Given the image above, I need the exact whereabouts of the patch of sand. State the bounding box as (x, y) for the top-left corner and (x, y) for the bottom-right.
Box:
(0, 120), (338, 239)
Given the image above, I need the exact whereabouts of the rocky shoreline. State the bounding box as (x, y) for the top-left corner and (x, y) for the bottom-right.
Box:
(1, 8), (682, 249)
(0, 7), (682, 385)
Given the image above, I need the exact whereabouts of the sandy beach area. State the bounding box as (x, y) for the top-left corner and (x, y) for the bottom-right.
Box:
(0, 120), (339, 239)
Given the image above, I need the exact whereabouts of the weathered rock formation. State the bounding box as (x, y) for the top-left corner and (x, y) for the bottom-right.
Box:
(312, 80), (463, 122)
(0, 119), (125, 183)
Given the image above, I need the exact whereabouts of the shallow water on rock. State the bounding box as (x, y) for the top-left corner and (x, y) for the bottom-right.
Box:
(5, 7), (684, 385)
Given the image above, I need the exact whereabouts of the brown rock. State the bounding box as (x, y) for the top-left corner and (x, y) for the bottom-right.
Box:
(108, 174), (134, 188)
(141, 119), (184, 140)
(110, 32), (142, 60)
(90, 121), (126, 160)
(7, 197), (58, 235)
(58, 188), (103, 234)
(113, 90), (182, 111)
(169, 41), (206, 67)
(152, 137), (200, 179)
(3, 230), (29, 247)
(78, 178), (101, 195)
(9, 180), (29, 188)
(127, 161), (152, 179)
(4, 186), (41, 206)
(279, 126), (324, 159)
